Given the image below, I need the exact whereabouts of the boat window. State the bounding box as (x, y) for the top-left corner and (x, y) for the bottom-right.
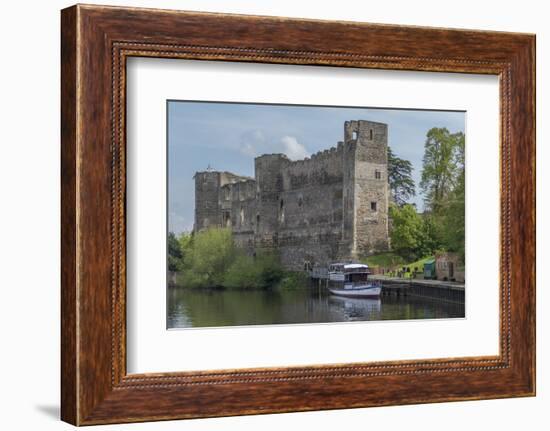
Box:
(350, 273), (369, 282)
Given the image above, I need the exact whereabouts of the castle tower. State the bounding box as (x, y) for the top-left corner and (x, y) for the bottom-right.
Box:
(193, 171), (222, 231)
(342, 120), (390, 257)
(254, 154), (290, 247)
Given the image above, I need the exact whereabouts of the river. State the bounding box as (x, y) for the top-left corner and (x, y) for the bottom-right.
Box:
(167, 285), (465, 329)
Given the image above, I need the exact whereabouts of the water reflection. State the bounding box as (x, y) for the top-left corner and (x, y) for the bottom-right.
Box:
(329, 296), (381, 320)
(167, 286), (465, 329)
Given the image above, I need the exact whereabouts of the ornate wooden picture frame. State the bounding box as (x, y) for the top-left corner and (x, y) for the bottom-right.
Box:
(61, 4), (535, 425)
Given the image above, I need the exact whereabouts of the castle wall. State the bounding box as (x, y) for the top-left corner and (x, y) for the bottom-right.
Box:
(193, 120), (390, 272)
(277, 145), (346, 269)
(193, 171), (254, 232)
(222, 179), (257, 253)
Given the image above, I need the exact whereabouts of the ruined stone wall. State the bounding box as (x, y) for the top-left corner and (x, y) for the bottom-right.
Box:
(276, 145), (347, 269)
(193, 171), (254, 232)
(193, 120), (390, 271)
(222, 179), (257, 253)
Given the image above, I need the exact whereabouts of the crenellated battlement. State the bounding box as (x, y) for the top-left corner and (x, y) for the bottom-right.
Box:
(193, 120), (390, 269)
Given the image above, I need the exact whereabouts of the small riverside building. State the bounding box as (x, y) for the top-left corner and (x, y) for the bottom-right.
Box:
(435, 252), (465, 282)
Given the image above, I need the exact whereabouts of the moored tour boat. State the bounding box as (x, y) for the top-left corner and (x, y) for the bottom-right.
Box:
(327, 262), (382, 298)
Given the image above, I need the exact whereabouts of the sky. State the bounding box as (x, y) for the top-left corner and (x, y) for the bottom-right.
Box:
(168, 101), (465, 234)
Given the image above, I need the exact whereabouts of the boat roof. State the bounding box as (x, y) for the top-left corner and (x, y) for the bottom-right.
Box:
(344, 263), (369, 269)
(329, 262), (370, 269)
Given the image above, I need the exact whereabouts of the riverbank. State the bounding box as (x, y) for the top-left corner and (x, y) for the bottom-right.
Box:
(369, 275), (465, 304)
(168, 269), (310, 291)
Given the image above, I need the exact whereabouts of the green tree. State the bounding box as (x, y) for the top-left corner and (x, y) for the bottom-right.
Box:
(181, 228), (235, 288)
(388, 146), (416, 206)
(389, 204), (425, 260)
(167, 231), (183, 272)
(420, 128), (465, 212)
(419, 213), (443, 256)
(178, 231), (193, 259)
(440, 171), (465, 261)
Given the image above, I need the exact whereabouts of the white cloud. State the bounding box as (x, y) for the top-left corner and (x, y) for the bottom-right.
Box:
(239, 129), (265, 157)
(280, 136), (309, 160)
(239, 131), (308, 161)
(240, 142), (257, 157)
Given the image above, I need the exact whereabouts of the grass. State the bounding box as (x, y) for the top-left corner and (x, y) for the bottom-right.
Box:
(362, 253), (435, 278)
(405, 256), (434, 272)
(361, 252), (405, 268)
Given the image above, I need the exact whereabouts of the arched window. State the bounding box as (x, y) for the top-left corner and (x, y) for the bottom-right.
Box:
(279, 199), (285, 223)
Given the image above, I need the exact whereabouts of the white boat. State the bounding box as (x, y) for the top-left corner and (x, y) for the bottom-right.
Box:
(327, 263), (382, 298)
(328, 263), (346, 282)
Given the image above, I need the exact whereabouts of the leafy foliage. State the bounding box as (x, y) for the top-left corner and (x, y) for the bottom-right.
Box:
(180, 228), (236, 288)
(389, 204), (426, 260)
(277, 271), (310, 290)
(388, 146), (416, 206)
(171, 228), (285, 289)
(390, 127), (465, 261)
(420, 128), (465, 212)
(167, 232), (184, 272)
(223, 252), (284, 289)
(439, 170), (465, 261)
(222, 254), (264, 289)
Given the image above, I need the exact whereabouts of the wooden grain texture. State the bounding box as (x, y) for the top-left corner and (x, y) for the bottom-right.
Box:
(60, 4), (535, 426)
(60, 6), (78, 425)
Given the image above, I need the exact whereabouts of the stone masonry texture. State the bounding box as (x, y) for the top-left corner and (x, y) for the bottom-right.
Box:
(193, 120), (390, 270)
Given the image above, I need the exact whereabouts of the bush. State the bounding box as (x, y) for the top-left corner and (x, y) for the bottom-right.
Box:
(277, 271), (309, 290)
(223, 252), (284, 289)
(255, 253), (284, 287)
(176, 227), (285, 289)
(222, 254), (263, 289)
(181, 228), (235, 288)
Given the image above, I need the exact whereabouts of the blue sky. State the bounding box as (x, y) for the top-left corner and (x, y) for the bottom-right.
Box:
(168, 101), (465, 234)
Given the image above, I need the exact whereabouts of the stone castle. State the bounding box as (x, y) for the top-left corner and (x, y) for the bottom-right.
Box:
(193, 120), (390, 270)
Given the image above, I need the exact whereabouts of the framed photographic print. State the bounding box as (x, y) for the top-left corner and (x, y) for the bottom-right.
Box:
(61, 4), (535, 425)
